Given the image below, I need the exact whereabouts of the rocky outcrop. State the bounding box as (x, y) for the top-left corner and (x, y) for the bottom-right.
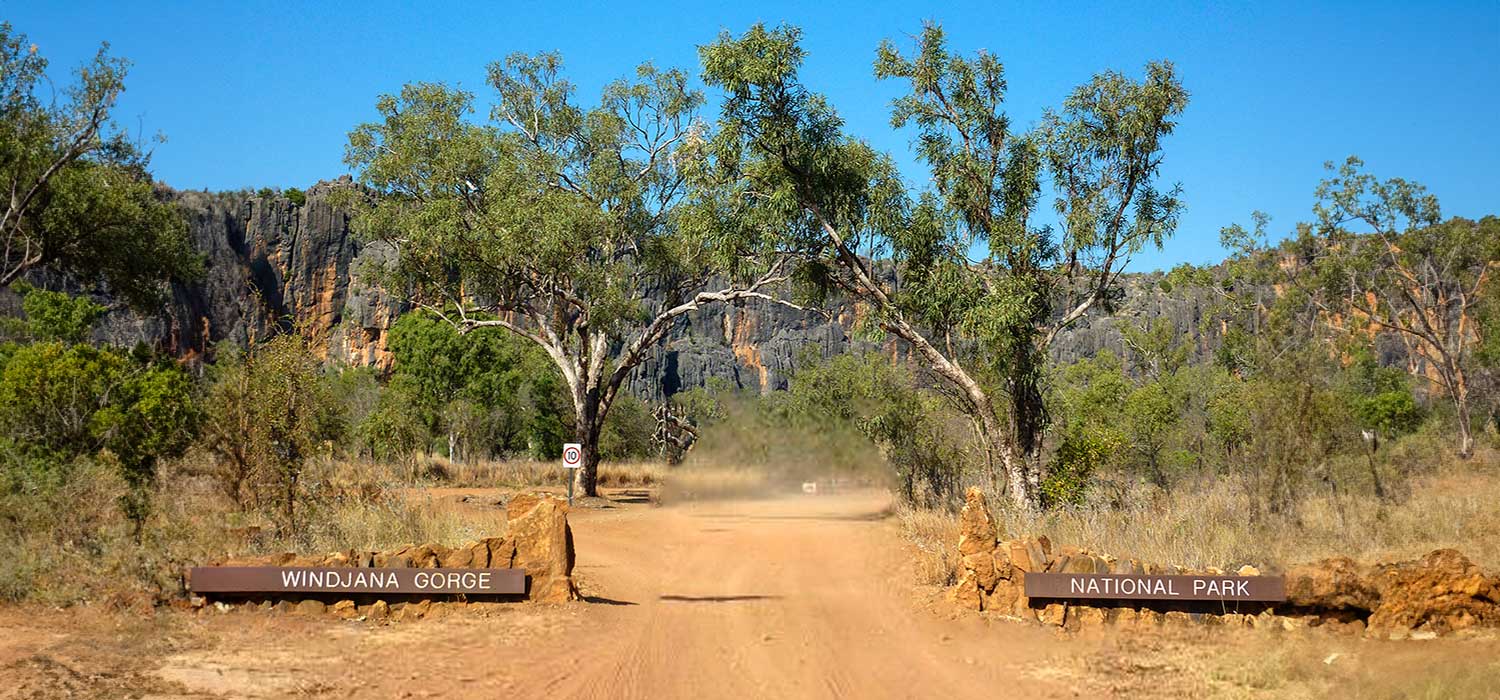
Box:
(194, 493), (578, 613)
(1276, 550), (1500, 637)
(948, 488), (1500, 638)
(23, 179), (406, 369)
(34, 182), (1234, 396)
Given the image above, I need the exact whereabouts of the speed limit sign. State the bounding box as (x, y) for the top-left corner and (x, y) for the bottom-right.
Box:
(562, 443), (583, 469)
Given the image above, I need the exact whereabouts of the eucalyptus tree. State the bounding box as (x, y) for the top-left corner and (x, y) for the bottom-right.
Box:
(698, 23), (1187, 510)
(1293, 157), (1499, 459)
(343, 54), (795, 496)
(0, 23), (196, 307)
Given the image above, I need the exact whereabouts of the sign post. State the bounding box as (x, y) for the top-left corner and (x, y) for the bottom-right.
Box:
(562, 443), (582, 506)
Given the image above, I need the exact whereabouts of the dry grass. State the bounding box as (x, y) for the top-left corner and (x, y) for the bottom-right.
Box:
(329, 455), (665, 490)
(1050, 628), (1500, 699)
(895, 502), (962, 586)
(904, 448), (1500, 577)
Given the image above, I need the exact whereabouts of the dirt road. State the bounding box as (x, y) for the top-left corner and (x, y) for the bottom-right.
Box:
(5, 489), (1498, 698)
(500, 490), (1066, 698)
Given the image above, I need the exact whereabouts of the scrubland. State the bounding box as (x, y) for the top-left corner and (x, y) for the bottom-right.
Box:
(901, 439), (1500, 587)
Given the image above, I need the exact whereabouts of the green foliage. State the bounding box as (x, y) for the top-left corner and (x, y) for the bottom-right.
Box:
(599, 393), (657, 461)
(670, 377), (736, 427)
(93, 361), (197, 534)
(0, 328), (195, 536)
(525, 406), (568, 461)
(1042, 428), (1113, 508)
(360, 378), (428, 470)
(698, 21), (1187, 508)
(1292, 158), (1498, 457)
(325, 365), (382, 456)
(283, 187), (306, 206)
(384, 310), (568, 460)
(342, 50), (772, 494)
(0, 342), (126, 456)
(1343, 351), (1424, 439)
(8, 284), (106, 343)
(1356, 390), (1424, 440)
(199, 335), (342, 533)
(0, 23), (200, 307)
(786, 352), (963, 505)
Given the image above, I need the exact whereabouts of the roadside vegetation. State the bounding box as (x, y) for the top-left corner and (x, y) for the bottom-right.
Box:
(1, 18), (1497, 611)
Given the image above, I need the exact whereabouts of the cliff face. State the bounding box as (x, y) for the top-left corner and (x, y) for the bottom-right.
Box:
(67, 184), (1225, 397)
(84, 178), (405, 368)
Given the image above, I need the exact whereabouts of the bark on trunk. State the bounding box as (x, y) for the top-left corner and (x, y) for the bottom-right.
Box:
(1456, 396), (1475, 460)
(572, 394), (604, 498)
(979, 406), (1034, 513)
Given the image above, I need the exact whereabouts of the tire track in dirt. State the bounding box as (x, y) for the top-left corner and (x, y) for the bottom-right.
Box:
(506, 491), (1069, 699)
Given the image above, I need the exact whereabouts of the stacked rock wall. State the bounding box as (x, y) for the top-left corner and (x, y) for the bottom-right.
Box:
(950, 488), (1500, 638)
(191, 494), (578, 618)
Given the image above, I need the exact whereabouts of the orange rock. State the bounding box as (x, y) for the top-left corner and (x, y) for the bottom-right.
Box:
(1284, 557), (1379, 611)
(950, 570), (983, 611)
(962, 551), (1000, 592)
(956, 488), (999, 557)
(508, 495), (578, 603)
(1366, 549), (1500, 636)
(1040, 602), (1067, 626)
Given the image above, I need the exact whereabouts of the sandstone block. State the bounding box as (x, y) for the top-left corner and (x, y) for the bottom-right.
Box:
(508, 495), (578, 603)
(295, 600), (326, 615)
(1284, 557), (1379, 611)
(1040, 602), (1067, 627)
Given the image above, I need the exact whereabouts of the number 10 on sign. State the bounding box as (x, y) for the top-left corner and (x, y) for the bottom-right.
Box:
(562, 443), (582, 506)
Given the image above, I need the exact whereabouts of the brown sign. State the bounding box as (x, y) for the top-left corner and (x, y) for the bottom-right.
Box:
(189, 567), (526, 596)
(1024, 573), (1285, 602)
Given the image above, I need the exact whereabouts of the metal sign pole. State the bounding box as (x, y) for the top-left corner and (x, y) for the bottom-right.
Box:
(562, 442), (582, 507)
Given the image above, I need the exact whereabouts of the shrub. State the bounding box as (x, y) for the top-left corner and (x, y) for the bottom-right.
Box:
(600, 393), (657, 461)
(199, 335), (343, 534)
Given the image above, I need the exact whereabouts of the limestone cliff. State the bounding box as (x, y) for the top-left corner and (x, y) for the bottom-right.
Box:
(47, 183), (1230, 398)
(74, 178), (404, 368)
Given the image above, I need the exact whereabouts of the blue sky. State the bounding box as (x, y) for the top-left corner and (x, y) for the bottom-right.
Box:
(6, 1), (1498, 270)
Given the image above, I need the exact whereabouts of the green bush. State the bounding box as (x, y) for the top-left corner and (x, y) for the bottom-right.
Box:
(199, 335), (342, 534)
(600, 393), (659, 461)
(787, 352), (964, 506)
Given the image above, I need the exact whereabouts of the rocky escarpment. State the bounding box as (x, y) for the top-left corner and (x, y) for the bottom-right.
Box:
(26, 181), (1231, 398)
(50, 177), (404, 368)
